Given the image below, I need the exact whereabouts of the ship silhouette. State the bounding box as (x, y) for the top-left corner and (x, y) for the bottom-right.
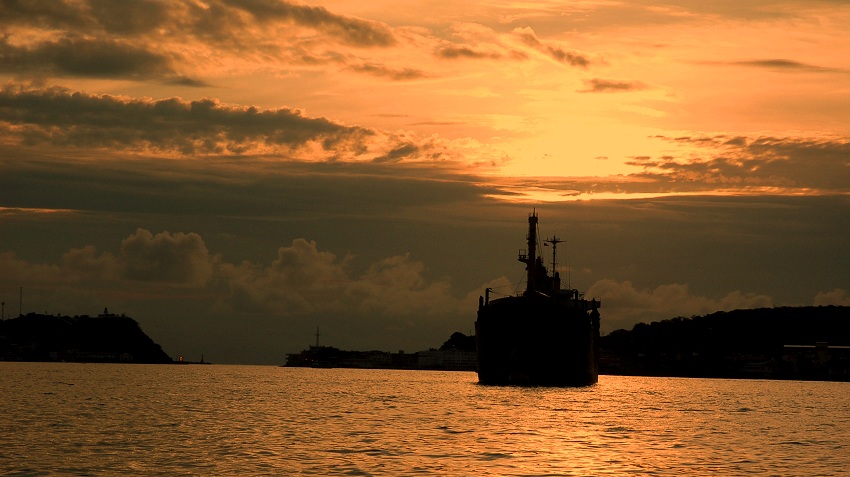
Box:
(475, 211), (601, 386)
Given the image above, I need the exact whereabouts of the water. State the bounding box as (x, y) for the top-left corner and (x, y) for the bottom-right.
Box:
(2, 363), (848, 476)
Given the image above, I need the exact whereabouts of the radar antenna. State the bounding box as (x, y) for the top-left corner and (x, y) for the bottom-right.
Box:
(544, 236), (564, 279)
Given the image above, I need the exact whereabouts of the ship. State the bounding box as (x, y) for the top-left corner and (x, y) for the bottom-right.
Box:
(475, 211), (601, 386)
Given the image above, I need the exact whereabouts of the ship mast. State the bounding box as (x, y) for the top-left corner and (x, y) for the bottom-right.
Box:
(519, 210), (539, 294)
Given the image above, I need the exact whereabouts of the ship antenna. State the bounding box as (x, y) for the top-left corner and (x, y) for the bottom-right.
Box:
(315, 326), (321, 348)
(544, 236), (564, 280)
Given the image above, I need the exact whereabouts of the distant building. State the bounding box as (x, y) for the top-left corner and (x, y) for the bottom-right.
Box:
(782, 343), (850, 380)
(417, 349), (477, 371)
(285, 346), (476, 371)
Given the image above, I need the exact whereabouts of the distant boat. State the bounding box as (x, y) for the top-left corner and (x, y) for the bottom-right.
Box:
(475, 211), (601, 386)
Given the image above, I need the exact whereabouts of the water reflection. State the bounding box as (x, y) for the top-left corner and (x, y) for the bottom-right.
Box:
(2, 363), (848, 476)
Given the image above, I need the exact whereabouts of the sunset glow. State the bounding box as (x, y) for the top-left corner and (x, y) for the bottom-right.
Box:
(1, 0), (848, 362)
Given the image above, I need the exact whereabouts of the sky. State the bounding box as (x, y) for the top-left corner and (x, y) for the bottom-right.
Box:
(1, 0), (849, 364)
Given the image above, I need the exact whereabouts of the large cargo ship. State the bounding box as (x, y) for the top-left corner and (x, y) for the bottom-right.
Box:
(475, 211), (601, 386)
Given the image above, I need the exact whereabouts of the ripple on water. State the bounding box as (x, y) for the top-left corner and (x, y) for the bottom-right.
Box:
(2, 364), (849, 476)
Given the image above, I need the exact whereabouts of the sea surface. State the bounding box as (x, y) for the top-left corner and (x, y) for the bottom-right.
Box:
(2, 363), (849, 476)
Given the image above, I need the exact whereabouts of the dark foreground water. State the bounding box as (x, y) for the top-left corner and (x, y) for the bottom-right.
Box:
(2, 363), (849, 476)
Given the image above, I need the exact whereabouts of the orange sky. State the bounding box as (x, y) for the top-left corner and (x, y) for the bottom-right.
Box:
(1, 0), (848, 363)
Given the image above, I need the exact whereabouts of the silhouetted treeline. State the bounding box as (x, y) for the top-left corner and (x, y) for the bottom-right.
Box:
(600, 306), (850, 381)
(0, 312), (172, 364)
(284, 331), (478, 370)
(440, 331), (476, 352)
(285, 345), (419, 369)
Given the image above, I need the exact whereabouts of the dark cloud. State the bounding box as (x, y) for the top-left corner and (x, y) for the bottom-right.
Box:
(87, 0), (172, 34)
(728, 59), (843, 73)
(210, 0), (395, 47)
(545, 46), (590, 67)
(57, 229), (215, 287)
(0, 0), (395, 47)
(0, 0), (96, 31)
(578, 78), (647, 93)
(0, 84), (370, 155)
(166, 77), (212, 87)
(119, 229), (214, 287)
(629, 135), (850, 193)
(515, 30), (590, 67)
(0, 36), (198, 83)
(216, 238), (457, 318)
(0, 149), (490, 224)
(436, 46), (501, 60)
(348, 63), (427, 80)
(0, 0), (396, 84)
(372, 143), (420, 163)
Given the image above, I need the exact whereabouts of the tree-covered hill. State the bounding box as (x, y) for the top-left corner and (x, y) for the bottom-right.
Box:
(599, 306), (850, 380)
(0, 312), (173, 363)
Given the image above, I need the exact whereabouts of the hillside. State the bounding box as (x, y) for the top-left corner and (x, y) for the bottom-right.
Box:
(0, 311), (173, 364)
(599, 306), (850, 381)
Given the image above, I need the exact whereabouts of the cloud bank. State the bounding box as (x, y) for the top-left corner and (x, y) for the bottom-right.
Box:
(0, 0), (396, 83)
(0, 84), (374, 156)
(3, 229), (846, 347)
(2, 229), (463, 315)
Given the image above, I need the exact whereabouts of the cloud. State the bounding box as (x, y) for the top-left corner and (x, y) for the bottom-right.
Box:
(578, 78), (648, 93)
(544, 46), (590, 67)
(728, 59), (844, 73)
(217, 239), (350, 315)
(0, 36), (200, 84)
(216, 238), (461, 317)
(0, 0), (396, 84)
(0, 0), (169, 35)
(513, 27), (590, 67)
(353, 254), (457, 315)
(436, 46), (502, 60)
(10, 126), (834, 213)
(54, 230), (216, 287)
(587, 279), (773, 333)
(0, 84), (477, 165)
(347, 63), (427, 80)
(0, 0), (395, 47)
(0, 228), (217, 319)
(814, 289), (850, 306)
(0, 84), (371, 156)
(372, 142), (420, 163)
(0, 252), (62, 284)
(119, 229), (215, 287)
(628, 135), (850, 194)
(220, 0), (396, 47)
(2, 232), (462, 318)
(0, 146), (492, 225)
(430, 25), (590, 67)
(62, 246), (119, 282)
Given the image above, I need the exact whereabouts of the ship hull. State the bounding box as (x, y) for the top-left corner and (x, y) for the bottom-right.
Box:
(475, 295), (598, 386)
